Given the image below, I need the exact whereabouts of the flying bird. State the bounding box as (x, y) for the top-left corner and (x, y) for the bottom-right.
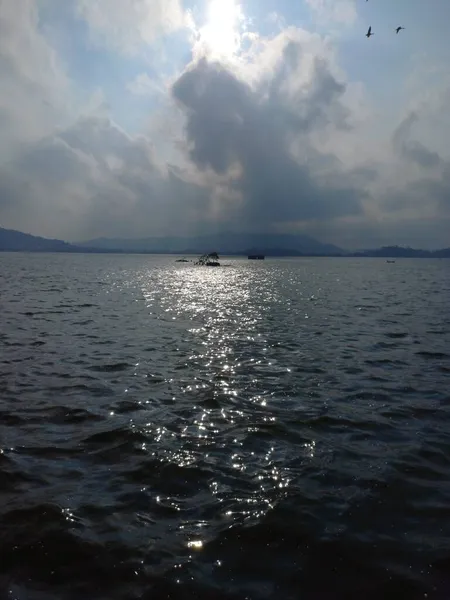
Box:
(395, 26), (405, 34)
(366, 26), (374, 38)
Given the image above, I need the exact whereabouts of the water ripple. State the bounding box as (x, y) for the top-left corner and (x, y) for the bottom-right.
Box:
(0, 254), (450, 599)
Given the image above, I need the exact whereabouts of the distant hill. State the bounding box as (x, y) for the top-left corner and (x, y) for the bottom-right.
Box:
(1, 227), (449, 257)
(352, 245), (450, 258)
(0, 227), (76, 252)
(78, 232), (344, 256)
(434, 248), (450, 258)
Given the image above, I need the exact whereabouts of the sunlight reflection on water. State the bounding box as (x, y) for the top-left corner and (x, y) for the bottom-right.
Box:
(138, 261), (295, 538)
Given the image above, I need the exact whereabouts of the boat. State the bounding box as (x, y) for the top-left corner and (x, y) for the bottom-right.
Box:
(386, 259), (396, 263)
(248, 254), (265, 260)
(175, 258), (189, 262)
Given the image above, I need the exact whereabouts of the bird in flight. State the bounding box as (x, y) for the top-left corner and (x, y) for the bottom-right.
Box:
(395, 26), (405, 34)
(366, 26), (374, 38)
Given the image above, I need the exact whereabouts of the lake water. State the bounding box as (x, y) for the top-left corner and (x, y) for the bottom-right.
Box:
(1, 253), (450, 599)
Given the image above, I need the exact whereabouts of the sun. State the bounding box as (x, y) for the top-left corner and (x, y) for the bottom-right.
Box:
(199, 0), (243, 58)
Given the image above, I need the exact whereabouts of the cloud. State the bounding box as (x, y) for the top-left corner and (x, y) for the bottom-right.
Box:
(358, 99), (450, 246)
(393, 113), (442, 169)
(0, 23), (370, 243)
(305, 212), (450, 251)
(76, 0), (188, 54)
(127, 73), (165, 97)
(172, 31), (366, 230)
(0, 1), (449, 250)
(0, 115), (210, 241)
(0, 0), (69, 161)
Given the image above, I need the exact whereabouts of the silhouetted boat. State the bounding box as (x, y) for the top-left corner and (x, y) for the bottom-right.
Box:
(386, 260), (396, 263)
(248, 255), (265, 260)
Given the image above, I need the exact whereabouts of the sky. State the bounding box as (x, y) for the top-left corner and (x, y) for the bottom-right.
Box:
(0, 0), (450, 249)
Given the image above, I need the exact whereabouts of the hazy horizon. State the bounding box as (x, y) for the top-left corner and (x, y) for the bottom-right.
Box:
(1, 0), (450, 250)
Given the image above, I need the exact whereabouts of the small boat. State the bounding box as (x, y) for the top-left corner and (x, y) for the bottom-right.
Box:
(386, 259), (396, 263)
(175, 258), (189, 262)
(248, 254), (265, 260)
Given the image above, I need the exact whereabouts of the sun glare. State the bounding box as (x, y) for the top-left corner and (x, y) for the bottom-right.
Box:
(199, 0), (243, 57)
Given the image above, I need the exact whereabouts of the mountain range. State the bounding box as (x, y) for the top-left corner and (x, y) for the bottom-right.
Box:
(1, 226), (450, 257)
(0, 227), (75, 252)
(77, 232), (343, 255)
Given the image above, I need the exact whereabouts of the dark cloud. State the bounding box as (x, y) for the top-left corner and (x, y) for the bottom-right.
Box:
(393, 112), (442, 169)
(172, 46), (365, 229)
(382, 110), (450, 225)
(405, 164), (450, 212)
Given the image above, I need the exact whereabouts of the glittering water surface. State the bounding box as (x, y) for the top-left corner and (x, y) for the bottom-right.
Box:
(1, 254), (450, 599)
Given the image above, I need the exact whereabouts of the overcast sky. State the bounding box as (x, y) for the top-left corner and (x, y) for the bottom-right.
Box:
(0, 0), (449, 249)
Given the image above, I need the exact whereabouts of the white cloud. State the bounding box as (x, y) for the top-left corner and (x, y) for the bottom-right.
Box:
(0, 0), (69, 162)
(127, 73), (165, 97)
(76, 0), (188, 54)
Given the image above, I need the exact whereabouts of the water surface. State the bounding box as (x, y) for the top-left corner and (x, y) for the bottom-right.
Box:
(1, 254), (450, 599)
